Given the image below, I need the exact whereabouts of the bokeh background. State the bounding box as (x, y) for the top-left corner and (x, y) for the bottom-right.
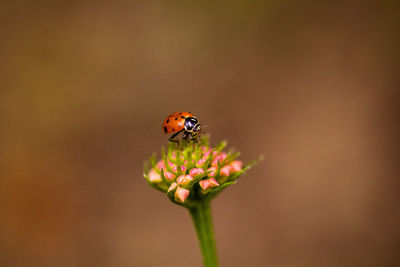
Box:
(1, 1), (399, 266)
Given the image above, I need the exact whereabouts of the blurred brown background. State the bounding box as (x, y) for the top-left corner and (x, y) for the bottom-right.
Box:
(1, 1), (399, 266)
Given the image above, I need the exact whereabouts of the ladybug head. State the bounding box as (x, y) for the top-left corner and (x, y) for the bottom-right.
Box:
(184, 117), (200, 133)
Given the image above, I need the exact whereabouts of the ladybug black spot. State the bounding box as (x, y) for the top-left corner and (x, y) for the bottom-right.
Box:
(175, 118), (178, 121)
(181, 116), (185, 119)
(172, 128), (175, 131)
(167, 119), (169, 123)
(164, 126), (167, 133)
(179, 112), (182, 115)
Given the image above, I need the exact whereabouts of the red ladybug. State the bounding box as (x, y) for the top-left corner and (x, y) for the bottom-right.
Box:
(162, 111), (201, 143)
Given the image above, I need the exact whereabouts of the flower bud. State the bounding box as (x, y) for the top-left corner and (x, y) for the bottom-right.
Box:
(199, 178), (219, 190)
(172, 165), (186, 173)
(190, 168), (205, 176)
(220, 165), (233, 176)
(156, 160), (165, 170)
(207, 166), (217, 177)
(170, 152), (185, 161)
(230, 160), (242, 172)
(164, 171), (175, 181)
(211, 152), (227, 166)
(175, 187), (190, 202)
(168, 182), (178, 192)
(148, 169), (162, 183)
(176, 175), (194, 186)
(196, 158), (207, 167)
(203, 150), (218, 159)
(144, 135), (259, 206)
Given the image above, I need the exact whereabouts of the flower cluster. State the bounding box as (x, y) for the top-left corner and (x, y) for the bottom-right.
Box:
(144, 136), (258, 207)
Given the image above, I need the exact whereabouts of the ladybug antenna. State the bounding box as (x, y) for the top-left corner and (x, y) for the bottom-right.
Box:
(200, 124), (208, 134)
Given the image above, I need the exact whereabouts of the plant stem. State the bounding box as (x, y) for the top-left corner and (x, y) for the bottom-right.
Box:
(189, 199), (218, 267)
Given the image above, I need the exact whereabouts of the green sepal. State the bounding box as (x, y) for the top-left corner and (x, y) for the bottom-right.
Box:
(229, 169), (245, 181)
(149, 153), (159, 173)
(209, 181), (236, 196)
(162, 150), (176, 175)
(185, 152), (195, 171)
(192, 170), (213, 184)
(166, 184), (178, 201)
(216, 140), (227, 152)
(160, 168), (171, 184)
(143, 161), (150, 175)
(243, 155), (264, 171)
(223, 151), (241, 165)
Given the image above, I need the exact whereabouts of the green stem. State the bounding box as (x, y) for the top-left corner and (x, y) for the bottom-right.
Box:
(189, 199), (218, 267)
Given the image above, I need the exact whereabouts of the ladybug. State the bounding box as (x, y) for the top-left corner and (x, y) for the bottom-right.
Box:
(162, 111), (201, 143)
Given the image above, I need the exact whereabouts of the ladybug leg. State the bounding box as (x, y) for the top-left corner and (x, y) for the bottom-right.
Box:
(182, 131), (190, 140)
(189, 133), (199, 144)
(168, 129), (184, 143)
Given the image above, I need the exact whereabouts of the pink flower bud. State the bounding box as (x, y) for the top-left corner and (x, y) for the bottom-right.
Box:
(175, 187), (190, 202)
(164, 171), (175, 180)
(209, 178), (219, 187)
(199, 178), (219, 190)
(176, 175), (194, 185)
(148, 169), (162, 183)
(168, 161), (175, 168)
(168, 182), (178, 192)
(220, 165), (233, 176)
(230, 160), (243, 172)
(156, 160), (165, 170)
(172, 165), (186, 173)
(211, 152), (228, 166)
(189, 168), (205, 176)
(207, 166), (217, 177)
(203, 149), (218, 159)
(196, 158), (207, 167)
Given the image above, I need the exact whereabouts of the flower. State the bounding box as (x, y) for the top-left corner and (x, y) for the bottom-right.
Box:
(143, 135), (260, 206)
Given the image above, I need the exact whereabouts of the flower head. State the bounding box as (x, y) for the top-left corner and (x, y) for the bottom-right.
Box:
(144, 135), (260, 207)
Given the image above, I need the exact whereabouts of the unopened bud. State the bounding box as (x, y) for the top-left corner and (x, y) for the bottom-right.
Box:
(199, 178), (219, 190)
(175, 187), (190, 202)
(164, 171), (175, 180)
(156, 160), (165, 170)
(220, 165), (233, 176)
(168, 182), (178, 192)
(190, 168), (205, 176)
(207, 166), (217, 177)
(176, 175), (194, 186)
(230, 160), (243, 172)
(211, 152), (227, 166)
(148, 169), (162, 183)
(172, 165), (186, 173)
(196, 158), (207, 167)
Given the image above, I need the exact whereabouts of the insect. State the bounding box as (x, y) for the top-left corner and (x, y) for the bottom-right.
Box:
(162, 111), (201, 143)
